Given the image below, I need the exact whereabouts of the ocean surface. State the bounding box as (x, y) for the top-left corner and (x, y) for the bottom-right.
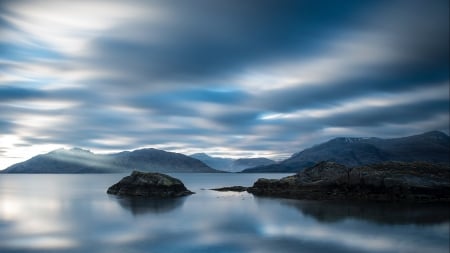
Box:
(0, 173), (448, 253)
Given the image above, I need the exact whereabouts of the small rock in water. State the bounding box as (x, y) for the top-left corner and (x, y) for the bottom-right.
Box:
(210, 186), (248, 192)
(107, 171), (194, 197)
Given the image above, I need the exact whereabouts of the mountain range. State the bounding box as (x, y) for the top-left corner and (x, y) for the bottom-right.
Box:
(242, 131), (450, 173)
(2, 148), (220, 173)
(190, 153), (275, 172)
(2, 131), (448, 173)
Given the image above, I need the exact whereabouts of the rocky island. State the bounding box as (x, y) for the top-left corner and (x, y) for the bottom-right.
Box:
(247, 161), (450, 202)
(107, 171), (194, 197)
(210, 186), (248, 192)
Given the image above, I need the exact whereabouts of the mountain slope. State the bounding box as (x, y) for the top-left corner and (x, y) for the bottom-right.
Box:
(2, 148), (115, 173)
(2, 148), (220, 173)
(111, 148), (218, 173)
(243, 131), (450, 173)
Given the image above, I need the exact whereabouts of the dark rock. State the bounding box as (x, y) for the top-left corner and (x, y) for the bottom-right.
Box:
(107, 171), (194, 197)
(247, 161), (450, 202)
(210, 186), (248, 192)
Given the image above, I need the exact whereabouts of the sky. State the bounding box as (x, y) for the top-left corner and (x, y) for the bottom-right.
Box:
(0, 0), (449, 169)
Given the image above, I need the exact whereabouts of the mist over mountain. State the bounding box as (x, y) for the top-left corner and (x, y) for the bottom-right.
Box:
(2, 148), (220, 173)
(231, 158), (275, 172)
(190, 153), (274, 172)
(190, 153), (234, 171)
(243, 131), (450, 173)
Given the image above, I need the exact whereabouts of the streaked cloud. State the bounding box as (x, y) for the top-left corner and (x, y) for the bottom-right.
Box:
(0, 0), (448, 168)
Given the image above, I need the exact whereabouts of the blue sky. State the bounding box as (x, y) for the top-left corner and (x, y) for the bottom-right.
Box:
(0, 0), (449, 168)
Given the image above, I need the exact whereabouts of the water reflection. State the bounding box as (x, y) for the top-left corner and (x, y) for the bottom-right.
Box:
(256, 197), (450, 225)
(109, 195), (187, 215)
(254, 197), (450, 253)
(0, 174), (448, 253)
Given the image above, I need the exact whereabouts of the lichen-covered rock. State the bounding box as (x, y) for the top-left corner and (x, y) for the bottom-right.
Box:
(107, 171), (194, 197)
(247, 161), (450, 202)
(296, 162), (349, 186)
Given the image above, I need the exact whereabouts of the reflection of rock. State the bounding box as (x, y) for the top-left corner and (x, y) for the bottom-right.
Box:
(248, 162), (450, 202)
(112, 196), (186, 215)
(107, 171), (194, 197)
(269, 198), (450, 225)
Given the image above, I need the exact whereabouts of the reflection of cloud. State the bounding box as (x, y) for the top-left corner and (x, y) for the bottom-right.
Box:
(0, 196), (65, 233)
(259, 222), (447, 253)
(110, 195), (187, 216)
(5, 236), (77, 250)
(1, 172), (448, 253)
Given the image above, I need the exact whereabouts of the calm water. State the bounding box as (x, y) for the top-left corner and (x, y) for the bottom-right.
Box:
(0, 173), (448, 253)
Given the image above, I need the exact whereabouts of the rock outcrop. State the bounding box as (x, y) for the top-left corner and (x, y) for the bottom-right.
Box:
(107, 171), (194, 197)
(247, 161), (450, 202)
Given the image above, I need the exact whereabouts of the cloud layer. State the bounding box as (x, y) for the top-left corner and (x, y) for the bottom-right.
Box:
(1, 0), (448, 168)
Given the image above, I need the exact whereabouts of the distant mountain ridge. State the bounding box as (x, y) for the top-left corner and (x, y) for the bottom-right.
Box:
(3, 131), (448, 173)
(232, 158), (275, 172)
(190, 153), (234, 171)
(2, 148), (221, 173)
(190, 153), (275, 172)
(243, 131), (450, 173)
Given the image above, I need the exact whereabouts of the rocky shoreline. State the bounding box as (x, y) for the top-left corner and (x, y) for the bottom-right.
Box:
(247, 161), (450, 202)
(107, 162), (450, 202)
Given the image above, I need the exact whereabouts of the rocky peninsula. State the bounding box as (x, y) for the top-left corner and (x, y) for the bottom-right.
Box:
(247, 161), (450, 202)
(107, 171), (194, 197)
